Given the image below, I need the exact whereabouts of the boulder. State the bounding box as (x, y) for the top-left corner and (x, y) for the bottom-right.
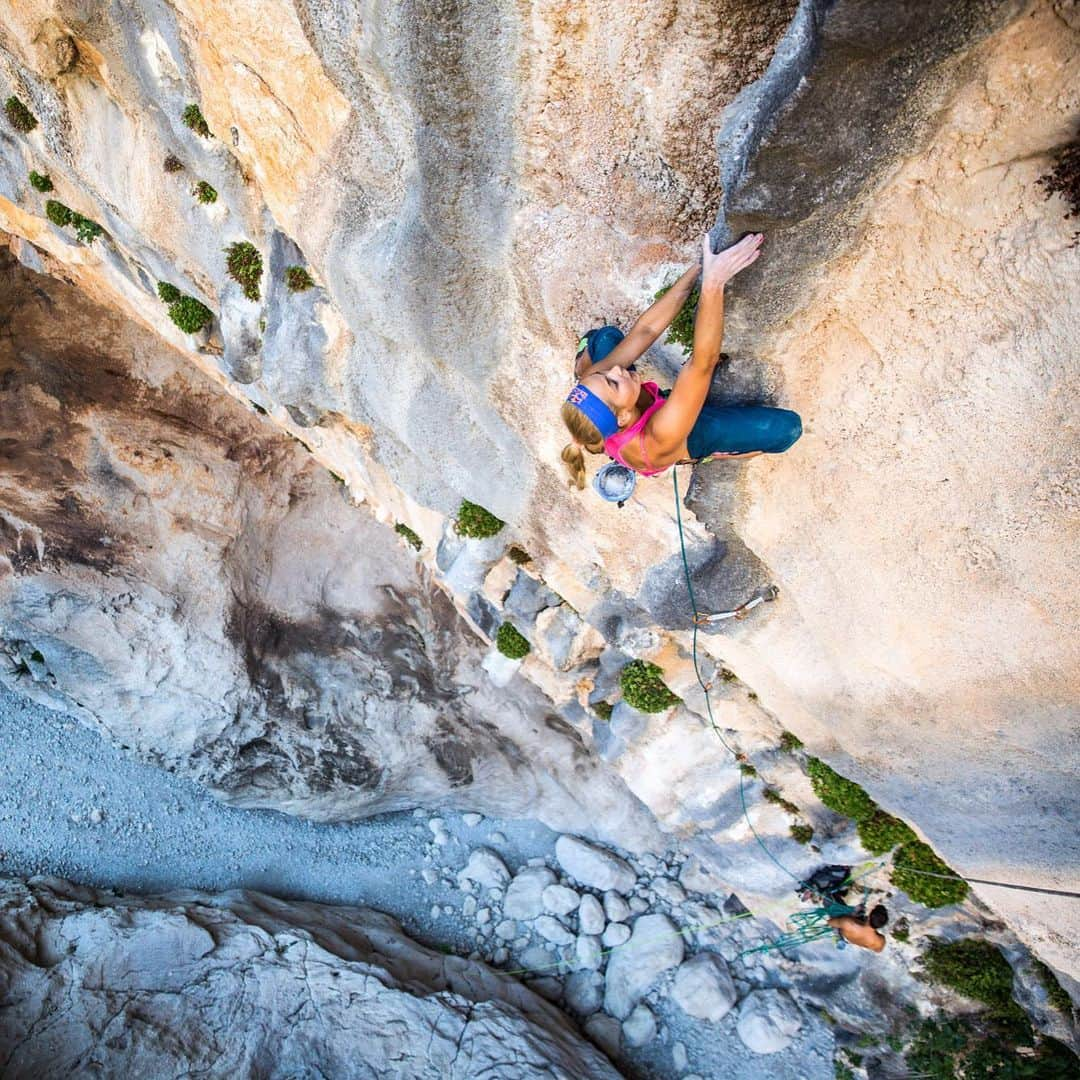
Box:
(564, 970), (604, 1016)
(555, 836), (636, 894)
(622, 1004), (657, 1048)
(457, 848), (510, 890)
(735, 991), (803, 1054)
(534, 916), (574, 946)
(504, 867), (557, 920)
(601, 923), (631, 948)
(578, 894), (605, 935)
(542, 884), (581, 916)
(603, 891), (631, 922)
(575, 934), (603, 971)
(602, 914), (684, 1020)
(670, 953), (737, 1023)
(584, 1014), (622, 1059)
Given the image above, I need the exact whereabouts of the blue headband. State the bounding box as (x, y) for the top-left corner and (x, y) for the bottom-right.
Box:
(566, 383), (618, 439)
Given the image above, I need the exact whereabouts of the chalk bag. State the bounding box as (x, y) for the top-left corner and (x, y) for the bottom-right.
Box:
(593, 462), (636, 507)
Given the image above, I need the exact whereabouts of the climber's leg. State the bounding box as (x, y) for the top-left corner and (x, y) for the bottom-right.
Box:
(686, 404), (802, 459)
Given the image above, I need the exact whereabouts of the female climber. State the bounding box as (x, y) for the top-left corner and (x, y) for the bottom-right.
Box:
(560, 233), (802, 488)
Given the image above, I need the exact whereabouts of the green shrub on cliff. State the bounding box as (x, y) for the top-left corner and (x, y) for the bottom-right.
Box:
(168, 295), (213, 334)
(857, 809), (916, 854)
(806, 757), (877, 820)
(891, 840), (968, 907)
(156, 282), (182, 304)
(394, 523), (422, 551)
(455, 500), (504, 539)
(284, 265), (315, 292)
(620, 660), (681, 713)
(28, 170), (53, 192)
(71, 212), (103, 244)
(182, 103), (211, 138)
(225, 241), (263, 301)
(5, 96), (37, 133)
(45, 200), (73, 227)
(193, 180), (217, 204)
(653, 280), (699, 353)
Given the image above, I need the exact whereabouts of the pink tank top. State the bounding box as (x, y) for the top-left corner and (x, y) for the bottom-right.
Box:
(603, 381), (668, 476)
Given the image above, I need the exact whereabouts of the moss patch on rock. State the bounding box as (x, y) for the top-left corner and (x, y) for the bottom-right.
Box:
(284, 265), (315, 292)
(779, 730), (804, 752)
(789, 823), (814, 845)
(5, 96), (37, 133)
(592, 700), (613, 722)
(28, 170), (53, 192)
(168, 295), (213, 334)
(394, 523), (422, 551)
(891, 840), (968, 908)
(495, 622), (530, 660)
(620, 660), (681, 713)
(857, 809), (916, 854)
(806, 757), (877, 820)
(455, 499), (504, 539)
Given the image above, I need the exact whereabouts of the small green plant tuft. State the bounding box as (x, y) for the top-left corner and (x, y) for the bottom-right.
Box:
(653, 280), (699, 353)
(593, 700), (613, 722)
(394, 522), (422, 551)
(739, 762), (758, 777)
(182, 103), (211, 138)
(507, 545), (532, 565)
(620, 659), (681, 713)
(857, 809), (916, 854)
(168, 295), (213, 334)
(806, 756), (878, 820)
(284, 265), (315, 292)
(224, 240), (263, 301)
(71, 212), (103, 244)
(156, 281), (182, 304)
(28, 170), (53, 192)
(779, 730), (804, 752)
(790, 823), (814, 845)
(496, 622), (530, 660)
(891, 840), (968, 907)
(455, 499), (505, 539)
(193, 180), (217, 204)
(763, 787), (801, 816)
(45, 199), (73, 227)
(1033, 960), (1073, 1016)
(892, 919), (910, 943)
(163, 153), (184, 173)
(5, 96), (37, 133)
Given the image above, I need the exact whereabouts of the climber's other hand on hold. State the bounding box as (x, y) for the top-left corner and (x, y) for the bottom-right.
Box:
(701, 232), (764, 292)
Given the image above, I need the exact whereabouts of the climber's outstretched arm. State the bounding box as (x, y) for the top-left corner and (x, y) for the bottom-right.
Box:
(647, 233), (763, 456)
(574, 260), (700, 380)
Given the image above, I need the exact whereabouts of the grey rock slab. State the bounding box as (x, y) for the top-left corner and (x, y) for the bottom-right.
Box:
(602, 913), (684, 1020)
(504, 867), (557, 920)
(542, 884), (580, 916)
(678, 855), (728, 896)
(578, 894), (605, 936)
(555, 836), (636, 894)
(652, 877), (687, 905)
(670, 952), (737, 1023)
(735, 990), (803, 1054)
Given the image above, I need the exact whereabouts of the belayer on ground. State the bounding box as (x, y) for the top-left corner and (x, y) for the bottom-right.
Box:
(560, 233), (802, 489)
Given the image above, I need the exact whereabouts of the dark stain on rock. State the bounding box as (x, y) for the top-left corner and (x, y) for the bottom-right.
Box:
(424, 718), (475, 787)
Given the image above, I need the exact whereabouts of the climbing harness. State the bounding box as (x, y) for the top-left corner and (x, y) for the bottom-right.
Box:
(593, 461), (637, 506)
(693, 584), (780, 624)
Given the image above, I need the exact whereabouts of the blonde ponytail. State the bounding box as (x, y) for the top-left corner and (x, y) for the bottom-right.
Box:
(560, 402), (605, 490)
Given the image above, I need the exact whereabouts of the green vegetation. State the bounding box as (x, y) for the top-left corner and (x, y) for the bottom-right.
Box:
(652, 280), (699, 353)
(806, 756), (877, 820)
(284, 265), (315, 292)
(394, 522), (422, 551)
(892, 840), (968, 907)
(30, 649), (45, 664)
(1033, 960), (1073, 1016)
(156, 282), (182, 304)
(28, 170), (53, 192)
(763, 787), (801, 815)
(790, 823), (814, 845)
(923, 939), (1016, 1011)
(167, 295), (213, 334)
(163, 153), (184, 173)
(857, 809), (916, 854)
(592, 700), (614, 722)
(507, 545), (532, 565)
(892, 920), (910, 943)
(620, 659), (681, 713)
(44, 200), (102, 243)
(182, 103), (211, 138)
(5, 96), (37, 133)
(779, 730), (804, 752)
(455, 499), (505, 539)
(193, 180), (217, 204)
(739, 762), (757, 777)
(224, 241), (263, 301)
(495, 622), (530, 660)
(45, 199), (72, 227)
(906, 1013), (1075, 1079)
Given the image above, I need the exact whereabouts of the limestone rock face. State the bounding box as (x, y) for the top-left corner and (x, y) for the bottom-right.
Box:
(0, 877), (620, 1079)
